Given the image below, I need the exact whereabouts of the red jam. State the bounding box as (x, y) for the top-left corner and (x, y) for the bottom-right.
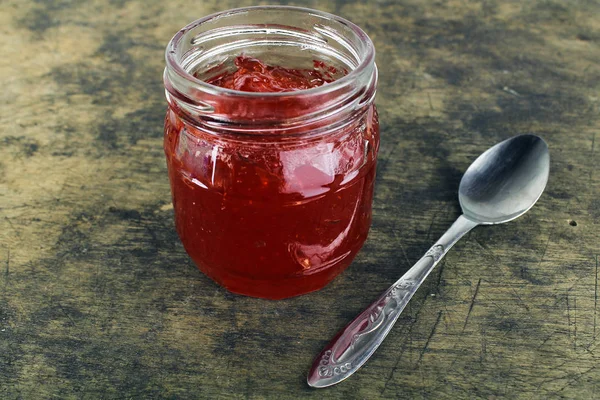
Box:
(203, 56), (343, 92)
(164, 56), (379, 299)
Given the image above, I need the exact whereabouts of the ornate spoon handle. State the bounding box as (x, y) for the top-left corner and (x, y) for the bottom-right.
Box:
(307, 215), (478, 388)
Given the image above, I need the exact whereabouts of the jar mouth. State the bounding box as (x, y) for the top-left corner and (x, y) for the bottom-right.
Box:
(165, 5), (375, 99)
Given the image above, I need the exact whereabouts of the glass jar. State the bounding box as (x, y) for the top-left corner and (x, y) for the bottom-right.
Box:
(163, 6), (379, 299)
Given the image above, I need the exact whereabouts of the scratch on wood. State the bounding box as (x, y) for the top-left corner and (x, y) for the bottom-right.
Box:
(382, 292), (431, 395)
(451, 267), (515, 321)
(435, 258), (446, 292)
(4, 216), (20, 238)
(381, 352), (401, 394)
(573, 295), (577, 350)
(381, 340), (412, 395)
(534, 366), (576, 391)
(463, 278), (482, 331)
(425, 206), (442, 242)
(427, 92), (434, 111)
(4, 248), (9, 281)
(537, 223), (555, 269)
(556, 365), (597, 393)
(376, 134), (403, 174)
(591, 132), (596, 182)
(393, 230), (412, 268)
(56, 302), (77, 327)
(472, 237), (499, 262)
(566, 293), (571, 338)
(595, 254), (598, 339)
(417, 310), (443, 365)
(409, 321), (413, 365)
(535, 334), (553, 352)
(511, 287), (530, 312)
(407, 296), (428, 365)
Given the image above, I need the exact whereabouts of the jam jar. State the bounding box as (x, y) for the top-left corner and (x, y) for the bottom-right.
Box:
(163, 6), (379, 299)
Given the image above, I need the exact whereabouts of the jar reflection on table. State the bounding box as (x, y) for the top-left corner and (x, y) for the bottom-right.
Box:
(163, 6), (379, 299)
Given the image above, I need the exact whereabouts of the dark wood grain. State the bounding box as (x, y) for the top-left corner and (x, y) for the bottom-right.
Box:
(1, 0), (599, 398)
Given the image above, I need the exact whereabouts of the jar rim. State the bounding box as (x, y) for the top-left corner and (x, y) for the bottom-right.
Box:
(165, 5), (375, 98)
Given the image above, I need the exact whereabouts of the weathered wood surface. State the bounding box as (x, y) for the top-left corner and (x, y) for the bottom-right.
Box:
(1, 0), (599, 398)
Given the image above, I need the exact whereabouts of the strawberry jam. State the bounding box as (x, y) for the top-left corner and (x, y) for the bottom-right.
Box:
(204, 56), (344, 92)
(164, 9), (379, 299)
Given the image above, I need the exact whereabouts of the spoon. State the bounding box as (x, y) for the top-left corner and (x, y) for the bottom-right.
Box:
(307, 134), (550, 388)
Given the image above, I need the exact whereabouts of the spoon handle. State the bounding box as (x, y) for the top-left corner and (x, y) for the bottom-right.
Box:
(307, 215), (479, 388)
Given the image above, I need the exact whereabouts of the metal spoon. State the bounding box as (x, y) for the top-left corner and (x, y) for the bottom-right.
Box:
(307, 134), (550, 388)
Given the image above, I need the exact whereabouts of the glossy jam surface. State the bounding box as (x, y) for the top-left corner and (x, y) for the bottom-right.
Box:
(202, 56), (344, 92)
(164, 57), (379, 299)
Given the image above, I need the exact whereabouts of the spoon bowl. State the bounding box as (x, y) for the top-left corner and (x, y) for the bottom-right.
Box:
(459, 134), (550, 224)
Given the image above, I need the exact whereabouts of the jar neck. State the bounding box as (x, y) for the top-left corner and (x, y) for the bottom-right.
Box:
(164, 6), (377, 135)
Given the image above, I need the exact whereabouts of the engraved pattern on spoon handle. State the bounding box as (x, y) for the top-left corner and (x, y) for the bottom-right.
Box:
(311, 258), (433, 381)
(308, 215), (479, 388)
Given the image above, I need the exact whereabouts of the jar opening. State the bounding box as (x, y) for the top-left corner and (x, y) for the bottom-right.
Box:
(164, 6), (377, 128)
(166, 6), (374, 97)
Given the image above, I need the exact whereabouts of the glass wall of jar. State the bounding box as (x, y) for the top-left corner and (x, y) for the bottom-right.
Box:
(164, 6), (379, 299)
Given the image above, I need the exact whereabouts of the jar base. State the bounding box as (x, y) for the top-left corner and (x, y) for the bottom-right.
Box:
(195, 257), (356, 300)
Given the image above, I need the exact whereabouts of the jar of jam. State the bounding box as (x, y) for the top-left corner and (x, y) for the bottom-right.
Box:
(163, 6), (379, 299)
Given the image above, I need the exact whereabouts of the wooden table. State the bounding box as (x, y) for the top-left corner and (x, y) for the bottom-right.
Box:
(2, 0), (599, 398)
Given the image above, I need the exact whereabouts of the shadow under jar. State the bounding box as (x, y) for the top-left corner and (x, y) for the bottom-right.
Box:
(163, 6), (379, 299)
